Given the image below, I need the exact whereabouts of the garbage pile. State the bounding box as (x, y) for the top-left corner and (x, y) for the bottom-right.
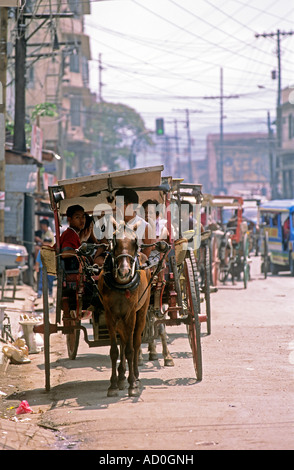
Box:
(1, 312), (43, 371)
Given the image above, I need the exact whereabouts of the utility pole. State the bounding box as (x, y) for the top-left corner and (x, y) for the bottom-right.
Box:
(174, 119), (180, 175)
(185, 109), (193, 179)
(256, 30), (294, 199)
(255, 30), (294, 149)
(267, 111), (276, 199)
(13, 4), (27, 152)
(220, 68), (224, 191)
(0, 6), (7, 242)
(98, 53), (104, 102)
(204, 68), (239, 193)
(173, 108), (202, 182)
(13, 7), (74, 154)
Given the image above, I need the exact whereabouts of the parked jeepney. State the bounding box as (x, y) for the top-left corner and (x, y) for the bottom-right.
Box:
(259, 199), (294, 276)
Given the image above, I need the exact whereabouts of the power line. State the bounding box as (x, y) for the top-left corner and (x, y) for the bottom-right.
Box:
(131, 0), (293, 74)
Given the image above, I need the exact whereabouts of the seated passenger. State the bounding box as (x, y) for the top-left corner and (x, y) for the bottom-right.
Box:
(227, 209), (238, 228)
(142, 198), (173, 267)
(60, 204), (86, 270)
(93, 188), (155, 266)
(115, 188), (154, 258)
(283, 216), (290, 250)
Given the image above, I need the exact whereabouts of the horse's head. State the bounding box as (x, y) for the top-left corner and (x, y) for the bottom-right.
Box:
(111, 223), (138, 284)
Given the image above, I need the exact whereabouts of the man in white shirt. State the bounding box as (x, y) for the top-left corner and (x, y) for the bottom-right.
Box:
(115, 188), (154, 259)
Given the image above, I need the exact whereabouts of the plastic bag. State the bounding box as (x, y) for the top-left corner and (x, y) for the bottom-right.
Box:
(16, 400), (33, 415)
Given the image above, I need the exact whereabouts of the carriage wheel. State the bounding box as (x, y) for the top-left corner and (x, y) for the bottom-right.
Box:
(210, 236), (219, 287)
(189, 248), (211, 335)
(188, 250), (201, 316)
(219, 242), (230, 284)
(219, 267), (228, 284)
(203, 244), (211, 335)
(184, 259), (203, 381)
(66, 320), (81, 360)
(42, 267), (51, 391)
(243, 233), (250, 289)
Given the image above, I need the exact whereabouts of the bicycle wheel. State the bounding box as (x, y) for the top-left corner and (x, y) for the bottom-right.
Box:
(184, 258), (203, 381)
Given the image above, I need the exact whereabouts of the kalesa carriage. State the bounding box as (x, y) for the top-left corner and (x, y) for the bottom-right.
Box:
(35, 166), (212, 396)
(202, 195), (251, 289)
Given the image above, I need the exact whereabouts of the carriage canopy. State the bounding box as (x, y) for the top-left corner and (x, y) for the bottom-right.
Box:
(49, 166), (168, 215)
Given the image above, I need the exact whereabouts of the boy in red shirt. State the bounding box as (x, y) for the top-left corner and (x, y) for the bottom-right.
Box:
(60, 205), (86, 270)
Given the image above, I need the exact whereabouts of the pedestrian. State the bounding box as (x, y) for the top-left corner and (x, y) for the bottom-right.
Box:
(39, 219), (54, 245)
(35, 219), (54, 261)
(34, 238), (55, 301)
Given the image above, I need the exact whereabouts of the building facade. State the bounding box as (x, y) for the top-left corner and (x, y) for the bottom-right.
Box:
(276, 86), (294, 198)
(206, 132), (271, 196)
(7, 0), (93, 182)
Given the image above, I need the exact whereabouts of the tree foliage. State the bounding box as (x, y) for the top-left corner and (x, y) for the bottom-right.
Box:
(84, 101), (153, 171)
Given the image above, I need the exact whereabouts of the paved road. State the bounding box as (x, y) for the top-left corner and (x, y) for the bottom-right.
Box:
(1, 256), (293, 450)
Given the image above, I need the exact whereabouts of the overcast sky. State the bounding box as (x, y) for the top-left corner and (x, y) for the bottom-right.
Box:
(84, 0), (294, 147)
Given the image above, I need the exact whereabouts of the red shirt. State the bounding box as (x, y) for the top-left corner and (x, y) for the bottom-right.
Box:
(60, 227), (81, 252)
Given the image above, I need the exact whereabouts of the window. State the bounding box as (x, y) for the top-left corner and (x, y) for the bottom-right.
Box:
(81, 56), (89, 86)
(288, 114), (294, 140)
(68, 0), (81, 15)
(70, 51), (80, 73)
(26, 66), (34, 89)
(70, 97), (81, 127)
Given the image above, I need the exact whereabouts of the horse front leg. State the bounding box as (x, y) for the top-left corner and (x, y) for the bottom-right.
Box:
(118, 344), (127, 390)
(125, 336), (138, 397)
(107, 334), (120, 397)
(132, 302), (150, 394)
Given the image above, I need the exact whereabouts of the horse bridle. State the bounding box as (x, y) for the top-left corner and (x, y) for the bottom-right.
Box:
(111, 252), (138, 281)
(110, 223), (139, 281)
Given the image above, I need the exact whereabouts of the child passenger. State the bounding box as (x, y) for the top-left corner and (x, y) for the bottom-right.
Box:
(59, 204), (86, 270)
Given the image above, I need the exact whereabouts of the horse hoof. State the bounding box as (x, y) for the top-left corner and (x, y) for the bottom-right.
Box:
(107, 387), (119, 397)
(118, 379), (127, 390)
(149, 353), (158, 361)
(128, 386), (140, 397)
(164, 358), (174, 367)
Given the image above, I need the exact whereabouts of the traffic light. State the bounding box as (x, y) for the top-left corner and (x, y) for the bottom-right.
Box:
(156, 118), (164, 136)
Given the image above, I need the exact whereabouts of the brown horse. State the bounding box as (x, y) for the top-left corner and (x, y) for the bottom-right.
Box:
(98, 224), (151, 397)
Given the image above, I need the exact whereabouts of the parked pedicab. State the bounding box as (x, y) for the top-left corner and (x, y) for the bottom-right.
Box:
(208, 196), (250, 288)
(242, 198), (263, 256)
(35, 166), (204, 394)
(259, 199), (294, 276)
(201, 193), (221, 287)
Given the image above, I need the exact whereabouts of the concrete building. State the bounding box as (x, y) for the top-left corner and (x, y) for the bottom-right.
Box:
(7, 0), (93, 182)
(276, 86), (294, 198)
(206, 132), (271, 196)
